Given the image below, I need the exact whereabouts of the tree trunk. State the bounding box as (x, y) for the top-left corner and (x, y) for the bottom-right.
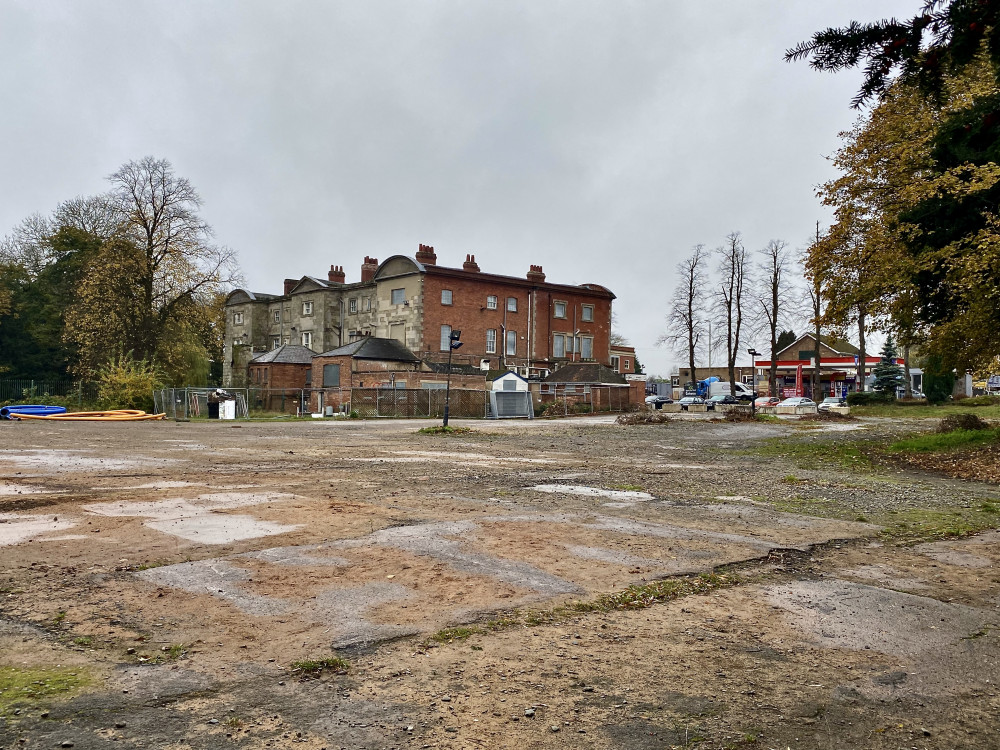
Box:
(903, 343), (912, 397)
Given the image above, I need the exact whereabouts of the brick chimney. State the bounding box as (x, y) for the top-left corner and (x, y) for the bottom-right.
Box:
(462, 254), (480, 272)
(328, 265), (345, 284)
(283, 278), (297, 295)
(361, 256), (379, 283)
(415, 243), (437, 265)
(526, 264), (546, 283)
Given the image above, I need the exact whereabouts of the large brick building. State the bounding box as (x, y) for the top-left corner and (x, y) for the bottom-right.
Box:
(223, 245), (617, 387)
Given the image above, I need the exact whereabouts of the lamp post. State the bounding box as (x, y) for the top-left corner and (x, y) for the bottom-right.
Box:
(747, 348), (761, 417)
(443, 329), (463, 427)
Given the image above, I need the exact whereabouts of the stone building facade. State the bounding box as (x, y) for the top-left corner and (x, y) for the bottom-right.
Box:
(223, 245), (617, 387)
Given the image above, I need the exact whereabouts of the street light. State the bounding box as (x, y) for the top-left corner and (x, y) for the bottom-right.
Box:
(747, 348), (761, 417)
(443, 329), (464, 427)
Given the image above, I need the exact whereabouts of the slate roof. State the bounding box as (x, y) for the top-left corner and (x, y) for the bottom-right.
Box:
(249, 344), (315, 365)
(543, 363), (627, 385)
(315, 337), (421, 362)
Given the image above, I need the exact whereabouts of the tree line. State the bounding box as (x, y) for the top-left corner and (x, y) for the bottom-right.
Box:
(0, 157), (240, 387)
(787, 0), (1000, 385)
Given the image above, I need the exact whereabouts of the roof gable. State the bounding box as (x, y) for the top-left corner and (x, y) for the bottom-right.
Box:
(288, 276), (330, 294)
(249, 344), (315, 365)
(776, 333), (860, 359)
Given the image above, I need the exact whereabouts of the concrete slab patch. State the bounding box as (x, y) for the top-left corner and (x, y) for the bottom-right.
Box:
(145, 515), (301, 544)
(530, 484), (654, 501)
(765, 579), (989, 655)
(0, 513), (76, 546)
(915, 536), (998, 568)
(138, 559), (290, 616)
(0, 482), (53, 495)
(563, 544), (662, 568)
(842, 564), (930, 591)
(0, 449), (177, 473)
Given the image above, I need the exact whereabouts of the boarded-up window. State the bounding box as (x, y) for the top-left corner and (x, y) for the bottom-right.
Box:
(389, 323), (405, 343)
(323, 364), (340, 387)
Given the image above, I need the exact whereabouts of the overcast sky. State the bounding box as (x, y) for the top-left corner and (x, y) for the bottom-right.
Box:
(1, 1), (917, 376)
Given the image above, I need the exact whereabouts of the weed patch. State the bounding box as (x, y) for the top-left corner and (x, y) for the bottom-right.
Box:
(289, 656), (350, 678)
(0, 666), (89, 716)
(416, 425), (473, 435)
(888, 428), (1000, 454)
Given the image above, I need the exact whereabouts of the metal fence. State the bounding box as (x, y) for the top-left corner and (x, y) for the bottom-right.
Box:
(154, 388), (252, 420)
(534, 384), (633, 416)
(0, 379), (99, 409)
(340, 388), (488, 419)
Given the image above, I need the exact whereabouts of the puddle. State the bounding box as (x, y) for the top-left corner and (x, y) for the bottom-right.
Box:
(0, 513), (76, 546)
(765, 579), (989, 655)
(85, 492), (301, 544)
(0, 449), (177, 473)
(0, 483), (53, 495)
(530, 485), (654, 501)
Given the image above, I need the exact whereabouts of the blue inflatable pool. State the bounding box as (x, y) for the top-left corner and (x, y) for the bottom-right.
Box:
(0, 405), (68, 420)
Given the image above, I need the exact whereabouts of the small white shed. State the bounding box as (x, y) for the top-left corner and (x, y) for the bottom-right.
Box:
(491, 371), (530, 392)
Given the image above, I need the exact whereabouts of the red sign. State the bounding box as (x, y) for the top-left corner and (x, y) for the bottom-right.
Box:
(794, 363), (804, 397)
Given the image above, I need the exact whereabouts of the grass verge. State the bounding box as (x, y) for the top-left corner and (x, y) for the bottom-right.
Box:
(416, 425), (474, 435)
(888, 428), (1000, 453)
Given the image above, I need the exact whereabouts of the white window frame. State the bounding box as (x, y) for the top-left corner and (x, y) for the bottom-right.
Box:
(440, 324), (452, 352)
(581, 305), (594, 322)
(611, 355), (620, 372)
(553, 334), (565, 359)
(364, 296), (372, 311)
(391, 288), (405, 305)
(485, 329), (497, 354)
(486, 295), (498, 310)
(580, 336), (593, 360)
(506, 330), (517, 356)
(273, 310), (280, 323)
(554, 301), (567, 319)
(349, 298), (358, 313)
(302, 301), (313, 316)
(272, 336), (280, 349)
(507, 297), (518, 312)
(233, 312), (244, 325)
(623, 359), (630, 370)
(301, 331), (312, 348)
(441, 289), (453, 305)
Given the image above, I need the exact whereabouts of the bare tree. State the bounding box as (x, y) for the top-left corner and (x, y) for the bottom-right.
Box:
(715, 232), (749, 397)
(756, 239), (793, 396)
(658, 245), (708, 387)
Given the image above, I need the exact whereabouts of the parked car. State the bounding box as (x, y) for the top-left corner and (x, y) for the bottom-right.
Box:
(754, 396), (780, 408)
(706, 394), (739, 410)
(644, 394), (673, 409)
(678, 396), (706, 411)
(818, 396), (847, 412)
(777, 396), (816, 407)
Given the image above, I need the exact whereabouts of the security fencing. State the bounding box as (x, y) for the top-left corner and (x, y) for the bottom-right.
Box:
(333, 388), (488, 419)
(0, 379), (100, 409)
(534, 384), (633, 417)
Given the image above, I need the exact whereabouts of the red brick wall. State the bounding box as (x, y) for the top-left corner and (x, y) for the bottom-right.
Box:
(421, 271), (613, 370)
(248, 362), (311, 388)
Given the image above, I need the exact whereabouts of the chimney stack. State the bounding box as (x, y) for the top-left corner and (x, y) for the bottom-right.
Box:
(415, 243), (437, 265)
(361, 256), (379, 283)
(462, 253), (480, 272)
(526, 264), (546, 283)
(328, 265), (346, 284)
(283, 278), (297, 295)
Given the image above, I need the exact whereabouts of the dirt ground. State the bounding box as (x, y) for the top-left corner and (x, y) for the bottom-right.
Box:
(1, 414), (998, 749)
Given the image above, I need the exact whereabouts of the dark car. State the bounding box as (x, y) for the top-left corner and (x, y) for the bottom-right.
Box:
(677, 396), (706, 411)
(706, 394), (739, 410)
(644, 394), (674, 409)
